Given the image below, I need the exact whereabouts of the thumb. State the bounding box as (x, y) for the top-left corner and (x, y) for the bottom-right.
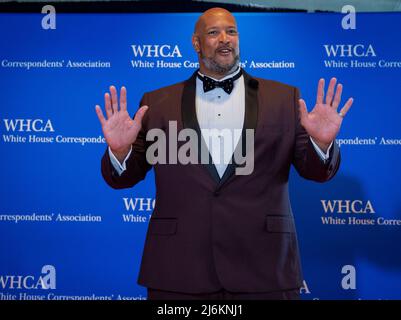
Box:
(298, 99), (308, 121)
(133, 105), (149, 125)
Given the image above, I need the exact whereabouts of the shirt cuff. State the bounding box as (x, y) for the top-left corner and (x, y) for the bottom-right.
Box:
(310, 137), (333, 161)
(108, 146), (132, 176)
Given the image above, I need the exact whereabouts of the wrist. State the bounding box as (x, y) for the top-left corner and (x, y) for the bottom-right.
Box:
(311, 138), (330, 153)
(110, 146), (131, 162)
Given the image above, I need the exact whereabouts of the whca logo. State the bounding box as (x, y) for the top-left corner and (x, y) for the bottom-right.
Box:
(0, 265), (56, 290)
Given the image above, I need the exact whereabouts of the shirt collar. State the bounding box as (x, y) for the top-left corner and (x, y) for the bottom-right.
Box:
(197, 67), (242, 82)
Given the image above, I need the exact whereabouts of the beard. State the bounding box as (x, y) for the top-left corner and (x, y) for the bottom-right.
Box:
(200, 46), (240, 76)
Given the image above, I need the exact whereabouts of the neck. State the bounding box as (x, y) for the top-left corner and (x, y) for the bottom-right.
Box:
(199, 66), (239, 80)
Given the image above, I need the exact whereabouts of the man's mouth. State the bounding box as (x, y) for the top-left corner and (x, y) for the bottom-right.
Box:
(216, 47), (233, 56)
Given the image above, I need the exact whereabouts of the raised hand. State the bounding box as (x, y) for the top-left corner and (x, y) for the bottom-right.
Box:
(95, 86), (148, 162)
(298, 78), (353, 151)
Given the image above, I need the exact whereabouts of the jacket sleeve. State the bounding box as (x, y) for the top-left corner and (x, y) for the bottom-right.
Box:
(100, 93), (152, 189)
(291, 87), (341, 182)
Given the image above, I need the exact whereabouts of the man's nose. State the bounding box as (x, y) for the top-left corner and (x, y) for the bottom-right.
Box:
(218, 31), (228, 43)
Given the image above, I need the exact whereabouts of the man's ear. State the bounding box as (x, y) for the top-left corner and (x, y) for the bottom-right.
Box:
(192, 34), (200, 53)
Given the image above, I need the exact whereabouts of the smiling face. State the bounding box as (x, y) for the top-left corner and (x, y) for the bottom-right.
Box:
(192, 8), (240, 79)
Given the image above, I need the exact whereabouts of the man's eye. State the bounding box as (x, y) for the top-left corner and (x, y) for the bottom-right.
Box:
(208, 31), (217, 35)
(228, 29), (237, 35)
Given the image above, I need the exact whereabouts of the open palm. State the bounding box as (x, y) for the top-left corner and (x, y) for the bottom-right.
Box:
(299, 78), (353, 146)
(95, 86), (148, 158)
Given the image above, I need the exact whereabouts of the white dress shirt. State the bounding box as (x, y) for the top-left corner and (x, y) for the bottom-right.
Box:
(196, 68), (245, 177)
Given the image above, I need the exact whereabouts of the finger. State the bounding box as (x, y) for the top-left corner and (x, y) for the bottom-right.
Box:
(133, 105), (149, 125)
(331, 83), (343, 110)
(298, 99), (308, 121)
(339, 98), (354, 117)
(104, 93), (112, 119)
(325, 77), (337, 105)
(120, 86), (127, 111)
(316, 78), (325, 105)
(110, 85), (119, 113)
(95, 105), (106, 126)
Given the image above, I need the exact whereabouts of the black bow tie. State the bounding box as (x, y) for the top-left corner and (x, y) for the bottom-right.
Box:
(197, 69), (242, 94)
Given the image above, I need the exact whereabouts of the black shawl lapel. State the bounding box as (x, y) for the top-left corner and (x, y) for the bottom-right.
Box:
(181, 71), (221, 184)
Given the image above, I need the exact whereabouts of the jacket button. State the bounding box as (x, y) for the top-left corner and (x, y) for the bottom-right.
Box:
(213, 191), (220, 197)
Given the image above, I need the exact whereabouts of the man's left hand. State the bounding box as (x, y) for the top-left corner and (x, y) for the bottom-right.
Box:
(298, 77), (353, 152)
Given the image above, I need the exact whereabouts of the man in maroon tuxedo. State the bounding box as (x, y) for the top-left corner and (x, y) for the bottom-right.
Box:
(95, 8), (353, 300)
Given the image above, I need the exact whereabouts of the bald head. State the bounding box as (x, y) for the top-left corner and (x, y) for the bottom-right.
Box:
(194, 8), (237, 35)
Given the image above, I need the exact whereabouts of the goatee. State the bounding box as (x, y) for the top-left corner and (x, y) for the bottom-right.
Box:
(201, 50), (240, 76)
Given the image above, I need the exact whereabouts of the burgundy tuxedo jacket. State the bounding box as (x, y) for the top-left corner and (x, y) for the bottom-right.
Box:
(101, 70), (340, 294)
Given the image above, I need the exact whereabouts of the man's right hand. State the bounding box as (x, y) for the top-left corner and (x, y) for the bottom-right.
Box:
(95, 85), (148, 163)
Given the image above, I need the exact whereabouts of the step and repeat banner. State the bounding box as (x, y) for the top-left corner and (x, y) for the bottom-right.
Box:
(0, 12), (400, 300)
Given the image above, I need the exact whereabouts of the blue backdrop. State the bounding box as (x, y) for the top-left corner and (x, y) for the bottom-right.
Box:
(0, 12), (400, 300)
